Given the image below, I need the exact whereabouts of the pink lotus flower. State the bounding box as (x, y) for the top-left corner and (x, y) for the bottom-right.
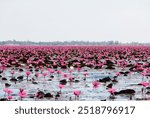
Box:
(58, 84), (64, 93)
(3, 88), (13, 100)
(57, 70), (62, 75)
(47, 68), (51, 71)
(7, 89), (13, 95)
(68, 76), (73, 81)
(73, 90), (81, 96)
(35, 73), (39, 78)
(11, 71), (15, 77)
(26, 71), (31, 81)
(92, 81), (100, 88)
(3, 88), (13, 95)
(18, 88), (27, 101)
(83, 72), (88, 76)
(42, 72), (47, 79)
(63, 73), (68, 78)
(77, 67), (81, 72)
(7, 95), (13, 100)
(69, 69), (73, 74)
(116, 72), (121, 76)
(83, 72), (88, 80)
(26, 71), (31, 76)
(141, 72), (147, 76)
(49, 69), (55, 74)
(58, 84), (64, 89)
(73, 90), (81, 97)
(42, 72), (47, 76)
(140, 82), (150, 87)
(108, 88), (116, 94)
(26, 66), (29, 69)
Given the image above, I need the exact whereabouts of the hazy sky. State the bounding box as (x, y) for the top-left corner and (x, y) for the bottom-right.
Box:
(0, 0), (150, 43)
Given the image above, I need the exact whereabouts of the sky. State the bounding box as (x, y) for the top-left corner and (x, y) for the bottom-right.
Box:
(0, 0), (150, 43)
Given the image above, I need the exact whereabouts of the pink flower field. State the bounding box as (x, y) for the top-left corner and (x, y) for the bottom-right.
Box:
(0, 46), (150, 101)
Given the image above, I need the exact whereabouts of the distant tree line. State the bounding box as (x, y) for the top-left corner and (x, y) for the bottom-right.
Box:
(0, 40), (148, 46)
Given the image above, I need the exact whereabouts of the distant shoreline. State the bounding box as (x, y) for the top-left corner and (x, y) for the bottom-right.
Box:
(0, 40), (149, 46)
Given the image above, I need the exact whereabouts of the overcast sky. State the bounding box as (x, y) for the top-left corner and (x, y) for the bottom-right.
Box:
(0, 0), (150, 43)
